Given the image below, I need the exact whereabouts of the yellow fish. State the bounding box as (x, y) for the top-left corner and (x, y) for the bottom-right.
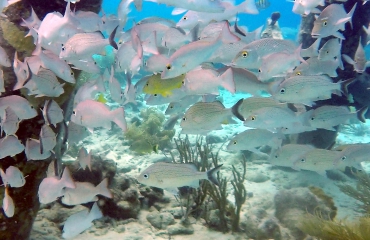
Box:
(95, 93), (107, 104)
(142, 73), (185, 97)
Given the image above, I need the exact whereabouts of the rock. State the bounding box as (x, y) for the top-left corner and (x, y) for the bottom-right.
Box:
(146, 212), (175, 229)
(161, 207), (184, 219)
(257, 218), (282, 240)
(246, 171), (270, 183)
(274, 187), (335, 239)
(206, 133), (225, 144)
(167, 223), (194, 235)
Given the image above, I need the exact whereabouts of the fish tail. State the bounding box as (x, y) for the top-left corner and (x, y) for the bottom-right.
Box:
(188, 24), (199, 42)
(207, 164), (223, 186)
(111, 107), (128, 132)
(347, 3), (357, 30)
(0, 168), (7, 186)
(96, 178), (113, 198)
(219, 68), (235, 94)
(109, 26), (119, 50)
(88, 202), (103, 221)
(231, 98), (245, 121)
(218, 21), (240, 44)
(240, 0), (259, 14)
(341, 78), (357, 96)
(357, 106), (368, 123)
(61, 167), (76, 189)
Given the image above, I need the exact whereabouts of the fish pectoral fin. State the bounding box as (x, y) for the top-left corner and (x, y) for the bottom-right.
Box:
(188, 180), (199, 188)
(315, 170), (328, 177)
(164, 188), (179, 196)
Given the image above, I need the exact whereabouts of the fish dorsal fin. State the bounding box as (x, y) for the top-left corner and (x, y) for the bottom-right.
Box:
(171, 8), (187, 15)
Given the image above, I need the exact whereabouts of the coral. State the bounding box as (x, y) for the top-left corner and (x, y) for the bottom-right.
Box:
(298, 213), (370, 240)
(125, 108), (175, 154)
(338, 172), (370, 214)
(170, 136), (247, 233)
(340, 123), (370, 137)
(298, 173), (370, 239)
(308, 186), (337, 220)
(274, 187), (337, 239)
(0, 19), (35, 55)
(230, 157), (247, 232)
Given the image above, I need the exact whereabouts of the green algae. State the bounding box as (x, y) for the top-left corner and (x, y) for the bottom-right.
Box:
(0, 18), (35, 55)
(125, 108), (175, 154)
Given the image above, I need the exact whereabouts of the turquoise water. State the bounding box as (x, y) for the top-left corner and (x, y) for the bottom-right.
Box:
(103, 0), (301, 32)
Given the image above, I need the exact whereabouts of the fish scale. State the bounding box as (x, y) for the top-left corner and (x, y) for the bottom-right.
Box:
(295, 149), (342, 175)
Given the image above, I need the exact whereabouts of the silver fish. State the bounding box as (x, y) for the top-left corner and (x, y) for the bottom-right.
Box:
(181, 101), (235, 135)
(271, 75), (347, 106)
(42, 100), (64, 127)
(305, 105), (367, 131)
(2, 187), (14, 218)
(67, 121), (90, 145)
(227, 129), (283, 156)
(231, 97), (288, 121)
(0, 135), (24, 159)
(293, 148), (342, 176)
(60, 26), (118, 59)
(24, 67), (65, 98)
(232, 38), (297, 69)
(342, 38), (370, 73)
(40, 124), (56, 154)
(61, 178), (112, 205)
(270, 144), (315, 168)
(25, 138), (51, 161)
(77, 147), (92, 171)
(62, 202), (102, 239)
(0, 166), (25, 188)
(0, 95), (37, 120)
(71, 100), (127, 133)
(1, 107), (19, 136)
(161, 21), (240, 79)
(291, 57), (341, 77)
(311, 3), (357, 39)
(137, 162), (222, 191)
(38, 167), (75, 204)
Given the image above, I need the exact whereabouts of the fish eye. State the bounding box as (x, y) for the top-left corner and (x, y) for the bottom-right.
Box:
(61, 46), (65, 51)
(326, 50), (329, 54)
(154, 94), (158, 96)
(251, 116), (256, 121)
(182, 117), (187, 121)
(72, 110), (76, 115)
(322, 20), (328, 27)
(241, 51), (248, 58)
(183, 16), (188, 20)
(280, 88), (285, 94)
(295, 72), (301, 76)
(143, 174), (149, 179)
(233, 141), (237, 145)
(166, 64), (172, 70)
(311, 117), (315, 120)
(182, 80), (185, 84)
(341, 156), (346, 161)
(258, 69), (261, 73)
(170, 105), (173, 109)
(146, 83), (149, 86)
(300, 158), (305, 162)
(70, 72), (74, 76)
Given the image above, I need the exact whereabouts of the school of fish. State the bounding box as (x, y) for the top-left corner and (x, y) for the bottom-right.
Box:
(0, 0), (369, 238)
